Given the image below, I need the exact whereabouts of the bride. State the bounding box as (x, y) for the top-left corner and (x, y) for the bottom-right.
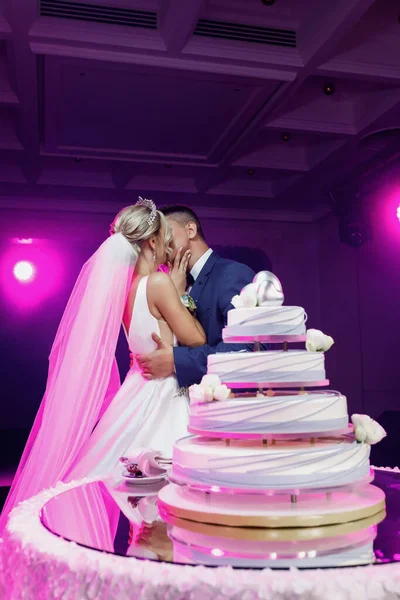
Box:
(0, 198), (205, 533)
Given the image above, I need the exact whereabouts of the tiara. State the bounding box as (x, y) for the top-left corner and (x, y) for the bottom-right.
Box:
(136, 196), (157, 226)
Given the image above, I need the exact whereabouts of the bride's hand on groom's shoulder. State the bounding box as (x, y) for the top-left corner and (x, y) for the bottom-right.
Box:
(169, 248), (191, 297)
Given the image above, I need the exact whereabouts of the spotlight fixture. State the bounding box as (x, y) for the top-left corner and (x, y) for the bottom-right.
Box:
(338, 210), (371, 247)
(281, 132), (290, 142)
(397, 203), (400, 223)
(247, 169), (255, 176)
(74, 157), (82, 163)
(339, 221), (369, 247)
(261, 0), (275, 5)
(330, 189), (371, 247)
(323, 82), (335, 96)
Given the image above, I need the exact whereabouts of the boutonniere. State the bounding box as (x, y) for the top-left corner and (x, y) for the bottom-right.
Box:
(181, 293), (197, 315)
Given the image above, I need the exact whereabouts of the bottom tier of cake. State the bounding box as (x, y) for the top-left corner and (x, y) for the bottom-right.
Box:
(172, 435), (371, 490)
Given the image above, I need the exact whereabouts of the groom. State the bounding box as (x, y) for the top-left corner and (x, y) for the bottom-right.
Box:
(136, 205), (254, 388)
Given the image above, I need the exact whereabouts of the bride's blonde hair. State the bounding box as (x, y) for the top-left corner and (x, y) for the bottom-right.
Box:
(110, 202), (171, 256)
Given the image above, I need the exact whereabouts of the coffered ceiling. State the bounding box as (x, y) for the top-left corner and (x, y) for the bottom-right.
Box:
(0, 0), (399, 218)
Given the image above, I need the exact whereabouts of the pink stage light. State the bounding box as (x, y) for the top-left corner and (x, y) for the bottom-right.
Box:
(1, 238), (64, 311)
(376, 185), (400, 245)
(13, 260), (36, 282)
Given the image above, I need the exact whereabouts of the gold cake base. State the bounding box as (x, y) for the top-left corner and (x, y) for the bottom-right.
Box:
(162, 509), (386, 542)
(158, 483), (386, 528)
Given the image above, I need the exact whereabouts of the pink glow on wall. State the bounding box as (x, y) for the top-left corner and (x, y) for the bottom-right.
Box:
(374, 184), (400, 245)
(1, 239), (64, 311)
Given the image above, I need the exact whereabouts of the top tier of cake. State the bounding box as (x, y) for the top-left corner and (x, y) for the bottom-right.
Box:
(223, 306), (306, 340)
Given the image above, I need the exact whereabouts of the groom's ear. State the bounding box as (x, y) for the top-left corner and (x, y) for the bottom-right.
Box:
(186, 221), (198, 240)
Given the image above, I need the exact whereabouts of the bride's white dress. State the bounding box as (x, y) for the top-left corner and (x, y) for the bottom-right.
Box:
(69, 276), (189, 479)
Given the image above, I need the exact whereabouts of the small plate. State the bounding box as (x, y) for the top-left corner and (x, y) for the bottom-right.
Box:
(122, 471), (167, 485)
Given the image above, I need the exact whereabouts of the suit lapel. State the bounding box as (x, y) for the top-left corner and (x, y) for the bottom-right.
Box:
(190, 252), (219, 307)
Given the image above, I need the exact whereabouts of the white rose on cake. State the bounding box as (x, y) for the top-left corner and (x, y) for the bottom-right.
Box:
(199, 374), (221, 391)
(203, 387), (215, 403)
(351, 414), (387, 445)
(214, 384), (230, 401)
(188, 384), (206, 403)
(306, 329), (334, 352)
(189, 375), (231, 403)
(231, 283), (258, 309)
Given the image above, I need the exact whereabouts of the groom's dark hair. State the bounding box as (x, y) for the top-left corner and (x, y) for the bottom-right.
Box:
(161, 205), (205, 240)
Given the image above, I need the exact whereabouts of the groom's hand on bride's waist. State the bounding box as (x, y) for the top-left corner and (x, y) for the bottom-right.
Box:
(136, 333), (174, 379)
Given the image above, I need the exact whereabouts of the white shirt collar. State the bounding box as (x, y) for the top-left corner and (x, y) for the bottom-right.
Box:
(190, 248), (213, 281)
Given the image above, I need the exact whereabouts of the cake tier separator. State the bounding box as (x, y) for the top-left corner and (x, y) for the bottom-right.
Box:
(223, 334), (307, 343)
(167, 469), (374, 497)
(226, 380), (330, 389)
(157, 481), (385, 528)
(187, 425), (353, 440)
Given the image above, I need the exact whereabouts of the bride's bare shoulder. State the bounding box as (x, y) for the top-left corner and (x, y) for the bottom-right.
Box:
(147, 271), (172, 290)
(147, 272), (177, 308)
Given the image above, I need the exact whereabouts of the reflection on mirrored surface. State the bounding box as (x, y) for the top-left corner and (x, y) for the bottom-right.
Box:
(40, 470), (400, 569)
(165, 516), (381, 568)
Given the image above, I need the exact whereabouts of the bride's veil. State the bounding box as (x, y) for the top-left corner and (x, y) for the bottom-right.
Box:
(0, 232), (137, 533)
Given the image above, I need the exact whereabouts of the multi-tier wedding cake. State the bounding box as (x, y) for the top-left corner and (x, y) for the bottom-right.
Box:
(158, 271), (386, 567)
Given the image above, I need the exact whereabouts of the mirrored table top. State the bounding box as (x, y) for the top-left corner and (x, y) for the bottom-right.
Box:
(40, 469), (400, 569)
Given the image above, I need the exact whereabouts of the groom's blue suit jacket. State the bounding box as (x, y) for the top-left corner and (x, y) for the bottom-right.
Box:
(173, 252), (255, 388)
